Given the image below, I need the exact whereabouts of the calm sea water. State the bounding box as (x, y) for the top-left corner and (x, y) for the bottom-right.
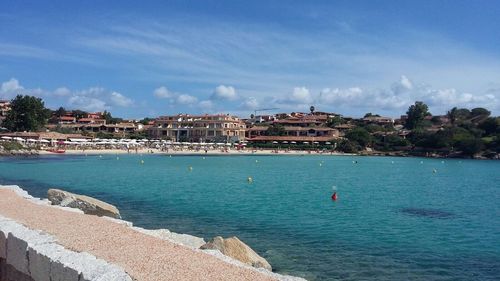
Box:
(0, 154), (499, 280)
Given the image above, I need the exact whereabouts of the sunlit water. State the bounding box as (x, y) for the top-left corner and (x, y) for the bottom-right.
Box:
(0, 154), (499, 280)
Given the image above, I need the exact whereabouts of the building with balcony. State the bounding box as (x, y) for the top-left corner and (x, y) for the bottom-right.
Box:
(148, 114), (246, 142)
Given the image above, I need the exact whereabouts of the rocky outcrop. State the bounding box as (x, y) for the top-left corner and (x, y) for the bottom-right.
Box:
(47, 189), (121, 219)
(200, 236), (272, 271)
(0, 146), (38, 156)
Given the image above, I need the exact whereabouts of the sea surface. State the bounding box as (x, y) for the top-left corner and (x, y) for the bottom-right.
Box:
(0, 154), (499, 280)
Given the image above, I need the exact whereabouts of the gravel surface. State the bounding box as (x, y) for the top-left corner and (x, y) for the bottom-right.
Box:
(0, 189), (277, 281)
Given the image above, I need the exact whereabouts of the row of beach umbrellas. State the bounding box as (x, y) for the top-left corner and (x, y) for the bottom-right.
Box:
(271, 141), (333, 145)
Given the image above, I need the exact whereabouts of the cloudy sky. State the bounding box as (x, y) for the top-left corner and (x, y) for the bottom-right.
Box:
(1, 0), (500, 118)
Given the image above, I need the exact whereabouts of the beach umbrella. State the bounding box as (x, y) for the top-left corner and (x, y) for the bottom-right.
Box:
(39, 139), (50, 143)
(303, 141), (309, 144)
(13, 137), (25, 142)
(1, 136), (12, 140)
(272, 141), (278, 144)
(325, 142), (331, 145)
(282, 141), (288, 144)
(27, 138), (37, 142)
(290, 141), (296, 144)
(225, 143), (232, 146)
(216, 143), (225, 146)
(313, 141), (319, 144)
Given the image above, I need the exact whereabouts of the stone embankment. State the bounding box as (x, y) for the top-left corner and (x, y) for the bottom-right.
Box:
(0, 146), (38, 156)
(0, 185), (306, 281)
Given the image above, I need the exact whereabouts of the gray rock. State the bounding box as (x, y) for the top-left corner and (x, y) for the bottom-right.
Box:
(47, 189), (121, 219)
(200, 236), (272, 271)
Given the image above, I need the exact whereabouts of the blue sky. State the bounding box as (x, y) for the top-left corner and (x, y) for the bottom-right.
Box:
(1, 0), (500, 118)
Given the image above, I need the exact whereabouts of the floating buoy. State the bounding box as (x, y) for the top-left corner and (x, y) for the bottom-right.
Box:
(433, 169), (437, 173)
(247, 176), (253, 183)
(420, 161), (423, 164)
(99, 155), (102, 158)
(188, 166), (193, 171)
(140, 160), (144, 164)
(391, 161), (394, 164)
(331, 192), (338, 201)
(202, 157), (206, 160)
(441, 161), (445, 164)
(169, 155), (172, 157)
(319, 163), (323, 167)
(116, 157), (119, 160)
(255, 160), (259, 163)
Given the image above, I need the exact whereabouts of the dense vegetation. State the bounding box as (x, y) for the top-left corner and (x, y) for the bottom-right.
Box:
(3, 95), (52, 132)
(340, 102), (499, 158)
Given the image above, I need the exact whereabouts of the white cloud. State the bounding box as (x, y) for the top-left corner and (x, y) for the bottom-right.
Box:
(288, 87), (313, 104)
(176, 94), (198, 105)
(1, 78), (23, 93)
(53, 87), (71, 97)
(198, 100), (213, 110)
(110, 91), (133, 107)
(153, 86), (174, 99)
(68, 95), (109, 112)
(391, 75), (413, 95)
(211, 85), (237, 100)
(240, 97), (259, 109)
(317, 76), (500, 115)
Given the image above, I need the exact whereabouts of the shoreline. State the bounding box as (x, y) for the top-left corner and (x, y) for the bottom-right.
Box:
(37, 148), (356, 157)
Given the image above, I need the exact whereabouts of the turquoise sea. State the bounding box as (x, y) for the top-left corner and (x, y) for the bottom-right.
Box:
(0, 154), (499, 280)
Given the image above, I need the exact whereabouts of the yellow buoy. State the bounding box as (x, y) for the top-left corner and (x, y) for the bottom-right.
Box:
(247, 176), (253, 183)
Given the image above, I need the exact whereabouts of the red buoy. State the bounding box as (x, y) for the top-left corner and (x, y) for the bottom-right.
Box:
(331, 192), (338, 201)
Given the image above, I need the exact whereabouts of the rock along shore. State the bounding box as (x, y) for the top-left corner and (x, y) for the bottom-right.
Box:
(0, 185), (306, 281)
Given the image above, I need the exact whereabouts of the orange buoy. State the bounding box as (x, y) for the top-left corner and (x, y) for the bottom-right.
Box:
(331, 192), (338, 201)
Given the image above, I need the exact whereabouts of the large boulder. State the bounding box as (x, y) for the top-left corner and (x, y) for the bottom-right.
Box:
(200, 236), (272, 271)
(47, 189), (121, 219)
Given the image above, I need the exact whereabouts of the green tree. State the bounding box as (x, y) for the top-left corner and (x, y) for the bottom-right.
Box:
(265, 124), (286, 136)
(3, 95), (51, 132)
(405, 101), (430, 129)
(55, 106), (66, 117)
(102, 110), (122, 124)
(471, 107), (490, 118)
(364, 112), (380, 118)
(478, 117), (499, 136)
(139, 117), (154, 125)
(345, 127), (372, 147)
(73, 110), (88, 119)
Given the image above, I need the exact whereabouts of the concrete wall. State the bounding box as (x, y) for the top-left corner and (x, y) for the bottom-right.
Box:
(0, 216), (132, 281)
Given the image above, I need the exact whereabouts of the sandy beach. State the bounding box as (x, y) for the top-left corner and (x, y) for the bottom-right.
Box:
(38, 148), (352, 156)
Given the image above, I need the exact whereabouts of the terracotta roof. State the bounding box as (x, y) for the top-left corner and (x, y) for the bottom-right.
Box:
(274, 119), (322, 124)
(58, 116), (75, 121)
(247, 126), (269, 131)
(283, 126), (334, 131)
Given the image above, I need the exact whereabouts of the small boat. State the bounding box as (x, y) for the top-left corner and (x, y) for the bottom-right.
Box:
(47, 149), (66, 154)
